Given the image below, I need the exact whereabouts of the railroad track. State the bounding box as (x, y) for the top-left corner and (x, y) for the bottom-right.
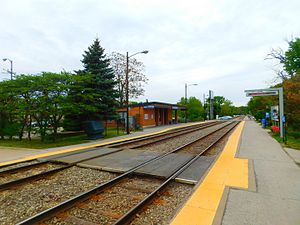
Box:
(0, 121), (224, 190)
(107, 120), (223, 148)
(16, 120), (239, 225)
(0, 121), (219, 174)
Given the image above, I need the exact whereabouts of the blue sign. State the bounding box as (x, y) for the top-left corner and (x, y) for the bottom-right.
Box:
(265, 112), (270, 118)
(144, 105), (154, 109)
(282, 116), (286, 123)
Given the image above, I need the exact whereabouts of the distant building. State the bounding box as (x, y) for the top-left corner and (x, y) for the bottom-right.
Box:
(107, 101), (186, 129)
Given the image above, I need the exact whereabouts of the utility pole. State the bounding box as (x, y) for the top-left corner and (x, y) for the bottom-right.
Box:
(203, 93), (206, 120)
(126, 52), (129, 134)
(125, 50), (148, 134)
(2, 58), (13, 80)
(184, 83), (198, 123)
(209, 90), (214, 120)
(185, 83), (187, 123)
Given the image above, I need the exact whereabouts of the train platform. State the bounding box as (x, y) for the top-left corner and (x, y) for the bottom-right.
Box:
(171, 119), (300, 225)
(0, 121), (204, 166)
(2, 119), (300, 224)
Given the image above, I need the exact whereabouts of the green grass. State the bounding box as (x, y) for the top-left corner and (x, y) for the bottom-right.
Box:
(271, 132), (300, 150)
(0, 128), (127, 149)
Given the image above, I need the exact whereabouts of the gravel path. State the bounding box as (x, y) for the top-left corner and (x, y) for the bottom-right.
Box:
(0, 162), (64, 184)
(0, 166), (116, 224)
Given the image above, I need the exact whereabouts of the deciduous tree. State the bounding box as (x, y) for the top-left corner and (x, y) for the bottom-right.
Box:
(267, 38), (300, 80)
(109, 52), (148, 106)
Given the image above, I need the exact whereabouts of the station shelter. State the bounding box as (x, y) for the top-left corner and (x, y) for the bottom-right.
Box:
(117, 101), (186, 128)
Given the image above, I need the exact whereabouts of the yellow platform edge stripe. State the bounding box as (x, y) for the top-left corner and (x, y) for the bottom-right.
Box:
(0, 122), (204, 167)
(170, 121), (247, 225)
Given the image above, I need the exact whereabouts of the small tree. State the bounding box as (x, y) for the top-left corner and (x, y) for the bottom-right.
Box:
(178, 96), (205, 121)
(109, 52), (148, 106)
(283, 73), (300, 130)
(0, 80), (21, 139)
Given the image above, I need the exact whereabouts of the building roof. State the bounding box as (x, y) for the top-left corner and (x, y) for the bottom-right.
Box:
(119, 101), (186, 111)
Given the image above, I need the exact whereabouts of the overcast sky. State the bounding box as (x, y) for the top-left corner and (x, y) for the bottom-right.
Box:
(1, 0), (299, 106)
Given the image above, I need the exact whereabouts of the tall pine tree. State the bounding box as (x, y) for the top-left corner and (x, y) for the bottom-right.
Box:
(79, 38), (118, 120)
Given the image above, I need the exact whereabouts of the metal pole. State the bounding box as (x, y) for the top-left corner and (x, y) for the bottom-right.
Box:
(126, 52), (130, 134)
(209, 90), (214, 120)
(203, 93), (205, 120)
(278, 87), (284, 138)
(10, 60), (13, 80)
(185, 83), (187, 123)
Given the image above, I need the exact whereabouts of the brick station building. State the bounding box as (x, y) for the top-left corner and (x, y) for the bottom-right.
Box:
(115, 101), (186, 128)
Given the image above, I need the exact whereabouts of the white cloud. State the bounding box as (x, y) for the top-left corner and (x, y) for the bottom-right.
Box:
(1, 0), (300, 105)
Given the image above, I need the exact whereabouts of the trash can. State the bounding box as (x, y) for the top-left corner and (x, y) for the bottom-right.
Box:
(82, 121), (104, 140)
(261, 118), (266, 129)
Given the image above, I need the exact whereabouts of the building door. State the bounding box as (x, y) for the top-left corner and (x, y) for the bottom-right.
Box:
(164, 109), (168, 125)
(155, 108), (159, 126)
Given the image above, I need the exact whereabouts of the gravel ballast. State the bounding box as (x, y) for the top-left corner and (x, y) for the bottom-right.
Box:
(0, 166), (116, 224)
(130, 182), (194, 225)
(47, 176), (163, 224)
(0, 162), (64, 184)
(140, 122), (232, 153)
(0, 121), (240, 224)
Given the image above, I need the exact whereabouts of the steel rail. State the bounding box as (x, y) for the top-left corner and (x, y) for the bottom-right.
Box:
(113, 121), (240, 224)
(0, 148), (126, 191)
(0, 121), (219, 173)
(0, 165), (70, 191)
(108, 121), (220, 147)
(111, 121), (222, 149)
(0, 161), (46, 174)
(16, 121), (237, 225)
(0, 121), (222, 186)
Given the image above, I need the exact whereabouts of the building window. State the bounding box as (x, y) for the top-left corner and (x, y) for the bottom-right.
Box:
(144, 114), (149, 120)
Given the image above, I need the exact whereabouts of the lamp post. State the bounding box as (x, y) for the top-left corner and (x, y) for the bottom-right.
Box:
(185, 83), (198, 123)
(126, 50), (148, 134)
(2, 58), (13, 80)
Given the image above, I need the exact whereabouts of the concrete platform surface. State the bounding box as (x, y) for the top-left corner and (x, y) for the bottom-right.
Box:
(0, 147), (45, 162)
(175, 156), (215, 184)
(284, 147), (300, 165)
(222, 120), (300, 225)
(135, 153), (194, 178)
(78, 149), (161, 173)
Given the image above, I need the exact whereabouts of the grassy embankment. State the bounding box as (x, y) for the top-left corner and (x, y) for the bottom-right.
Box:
(0, 128), (126, 149)
(272, 131), (300, 150)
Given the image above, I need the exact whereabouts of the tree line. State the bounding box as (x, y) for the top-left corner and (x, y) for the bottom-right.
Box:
(0, 38), (147, 141)
(177, 96), (247, 122)
(248, 37), (300, 131)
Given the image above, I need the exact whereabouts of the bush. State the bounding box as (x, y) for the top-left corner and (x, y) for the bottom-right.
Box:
(288, 131), (300, 139)
(62, 115), (83, 131)
(3, 122), (22, 138)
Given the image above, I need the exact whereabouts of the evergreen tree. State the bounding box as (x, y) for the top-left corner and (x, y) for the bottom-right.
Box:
(80, 38), (118, 120)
